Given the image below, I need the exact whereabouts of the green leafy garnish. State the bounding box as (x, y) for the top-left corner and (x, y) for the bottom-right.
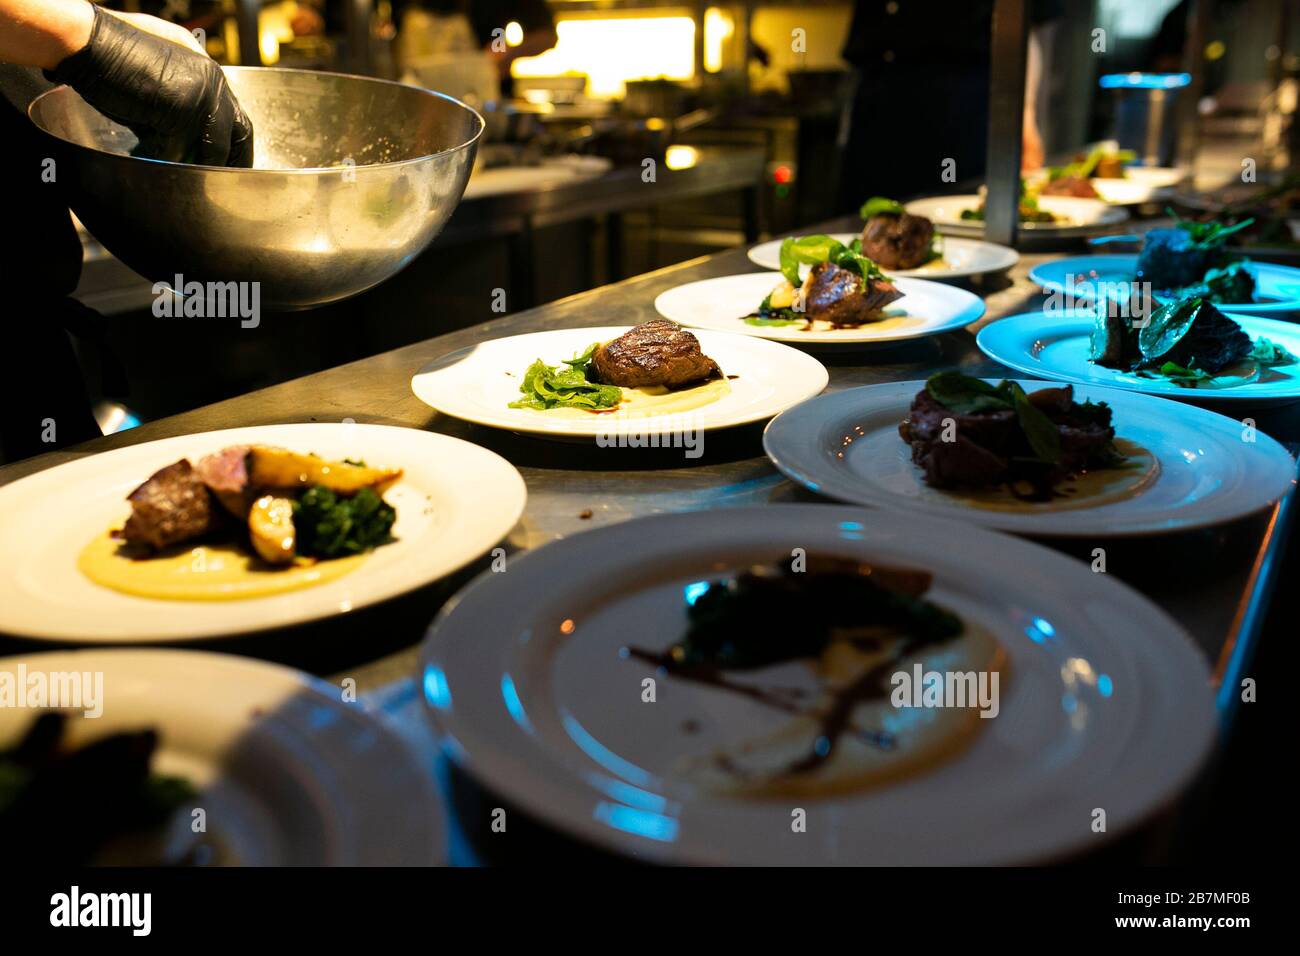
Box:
(924, 371), (1063, 465)
(777, 234), (889, 287)
(1249, 337), (1298, 367)
(293, 485), (396, 558)
(1168, 209), (1256, 248)
(859, 196), (905, 219)
(508, 344), (622, 411)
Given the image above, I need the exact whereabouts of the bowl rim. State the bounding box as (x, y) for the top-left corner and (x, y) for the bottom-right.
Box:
(27, 65), (486, 175)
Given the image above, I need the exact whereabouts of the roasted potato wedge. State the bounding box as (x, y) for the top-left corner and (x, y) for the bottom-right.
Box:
(249, 495), (296, 565)
(247, 446), (401, 495)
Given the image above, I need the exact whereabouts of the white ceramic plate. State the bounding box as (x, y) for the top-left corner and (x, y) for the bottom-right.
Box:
(411, 326), (829, 437)
(0, 423), (526, 642)
(0, 649), (443, 865)
(1029, 254), (1300, 319)
(747, 233), (1020, 280)
(419, 505), (1216, 865)
(763, 380), (1296, 536)
(654, 273), (985, 346)
(906, 194), (1130, 237)
(977, 308), (1300, 405)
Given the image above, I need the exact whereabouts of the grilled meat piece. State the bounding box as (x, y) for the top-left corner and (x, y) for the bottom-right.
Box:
(193, 445), (252, 517)
(1040, 174), (1098, 198)
(1144, 298), (1252, 373)
(802, 262), (903, 326)
(122, 459), (218, 550)
(1089, 310), (1135, 369)
(591, 320), (721, 388)
(859, 212), (935, 269)
(1136, 228), (1212, 290)
(900, 386), (1116, 490)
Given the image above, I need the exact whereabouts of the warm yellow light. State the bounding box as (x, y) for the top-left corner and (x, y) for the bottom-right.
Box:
(704, 8), (734, 73)
(505, 21), (524, 47)
(512, 17), (696, 99)
(665, 145), (699, 170)
(1205, 40), (1226, 61)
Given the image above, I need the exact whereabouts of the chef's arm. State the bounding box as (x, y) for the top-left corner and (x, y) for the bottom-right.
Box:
(0, 0), (93, 69)
(1021, 24), (1047, 171)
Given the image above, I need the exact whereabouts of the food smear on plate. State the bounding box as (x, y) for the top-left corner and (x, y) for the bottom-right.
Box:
(858, 196), (940, 270)
(0, 712), (206, 865)
(626, 556), (1005, 798)
(79, 446), (400, 601)
(899, 372), (1147, 504)
(1090, 295), (1296, 388)
(509, 321), (730, 417)
(1135, 213), (1257, 304)
(748, 235), (903, 329)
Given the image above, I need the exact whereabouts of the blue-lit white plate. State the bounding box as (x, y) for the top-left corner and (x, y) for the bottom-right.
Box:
(419, 505), (1216, 865)
(747, 233), (1019, 280)
(763, 380), (1295, 537)
(655, 272), (985, 347)
(0, 649), (443, 865)
(1029, 255), (1300, 319)
(977, 308), (1300, 406)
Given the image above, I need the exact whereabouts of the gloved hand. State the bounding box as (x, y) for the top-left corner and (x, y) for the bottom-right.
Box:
(48, 5), (253, 167)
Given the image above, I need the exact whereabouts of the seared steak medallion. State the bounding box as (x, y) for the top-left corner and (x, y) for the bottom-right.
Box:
(591, 320), (721, 388)
(122, 459), (219, 550)
(193, 444), (252, 517)
(859, 212), (935, 270)
(803, 262), (903, 327)
(900, 385), (1117, 491)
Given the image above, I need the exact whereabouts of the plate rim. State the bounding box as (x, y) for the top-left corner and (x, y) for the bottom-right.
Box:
(418, 503), (1218, 865)
(746, 233), (1020, 278)
(653, 272), (987, 345)
(976, 308), (1300, 404)
(762, 378), (1297, 536)
(0, 646), (445, 865)
(410, 325), (830, 436)
(0, 422), (527, 643)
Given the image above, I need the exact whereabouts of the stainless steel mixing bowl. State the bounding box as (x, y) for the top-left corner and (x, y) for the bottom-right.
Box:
(28, 67), (484, 310)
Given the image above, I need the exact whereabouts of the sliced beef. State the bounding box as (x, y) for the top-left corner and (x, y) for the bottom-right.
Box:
(1089, 309), (1135, 369)
(591, 320), (721, 388)
(900, 386), (1117, 490)
(121, 459), (218, 550)
(802, 261), (903, 326)
(193, 445), (252, 517)
(859, 212), (935, 269)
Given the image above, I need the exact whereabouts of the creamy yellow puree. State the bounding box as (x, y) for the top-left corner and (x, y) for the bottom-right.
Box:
(78, 533), (365, 601)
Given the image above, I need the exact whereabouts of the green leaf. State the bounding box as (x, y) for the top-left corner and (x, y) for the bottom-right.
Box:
(779, 234), (847, 285)
(1138, 296), (1203, 361)
(293, 485), (397, 558)
(1248, 337), (1299, 367)
(924, 371), (1013, 414)
(1008, 382), (1062, 464)
(508, 348), (622, 411)
(859, 196), (904, 219)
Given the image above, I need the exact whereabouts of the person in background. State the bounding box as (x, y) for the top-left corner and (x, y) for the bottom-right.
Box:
(0, 0), (253, 463)
(838, 0), (1060, 210)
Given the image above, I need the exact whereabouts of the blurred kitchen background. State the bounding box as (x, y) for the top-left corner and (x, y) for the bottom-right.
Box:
(67, 0), (1299, 425)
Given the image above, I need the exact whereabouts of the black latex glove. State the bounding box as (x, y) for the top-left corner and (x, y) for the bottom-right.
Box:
(48, 5), (253, 167)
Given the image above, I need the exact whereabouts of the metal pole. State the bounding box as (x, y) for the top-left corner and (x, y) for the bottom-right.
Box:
(984, 0), (1029, 249)
(234, 0), (262, 67)
(1175, 0), (1211, 167)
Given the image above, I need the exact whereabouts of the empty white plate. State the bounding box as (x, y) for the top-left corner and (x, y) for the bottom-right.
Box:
(977, 308), (1300, 405)
(0, 423), (527, 642)
(411, 326), (829, 438)
(0, 649), (443, 865)
(747, 233), (1019, 280)
(419, 505), (1217, 865)
(763, 380), (1296, 536)
(654, 272), (985, 346)
(906, 194), (1130, 237)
